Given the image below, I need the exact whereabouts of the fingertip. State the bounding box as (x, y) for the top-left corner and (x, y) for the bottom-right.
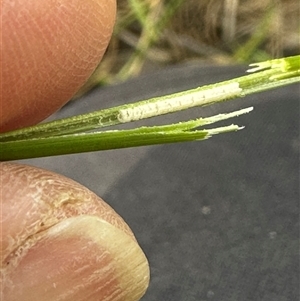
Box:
(1, 0), (117, 132)
(3, 216), (149, 301)
(1, 162), (150, 300)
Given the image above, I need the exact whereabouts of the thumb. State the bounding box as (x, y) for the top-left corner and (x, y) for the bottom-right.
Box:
(1, 0), (116, 132)
(1, 163), (149, 301)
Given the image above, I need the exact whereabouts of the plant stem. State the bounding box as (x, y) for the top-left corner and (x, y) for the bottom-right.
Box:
(0, 56), (298, 143)
(0, 56), (299, 160)
(0, 124), (241, 161)
(0, 108), (252, 161)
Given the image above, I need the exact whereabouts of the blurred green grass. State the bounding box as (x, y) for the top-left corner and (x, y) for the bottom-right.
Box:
(76, 0), (299, 97)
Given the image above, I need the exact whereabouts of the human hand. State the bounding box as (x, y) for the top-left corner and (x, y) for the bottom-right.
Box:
(0, 1), (150, 300)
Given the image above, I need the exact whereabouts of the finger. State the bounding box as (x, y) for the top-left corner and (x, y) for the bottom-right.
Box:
(1, 0), (116, 132)
(1, 163), (149, 301)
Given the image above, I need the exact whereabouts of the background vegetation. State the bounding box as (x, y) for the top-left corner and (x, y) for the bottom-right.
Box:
(77, 0), (299, 96)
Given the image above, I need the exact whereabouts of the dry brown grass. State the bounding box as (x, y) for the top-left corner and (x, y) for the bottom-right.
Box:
(77, 0), (299, 95)
(170, 0), (299, 60)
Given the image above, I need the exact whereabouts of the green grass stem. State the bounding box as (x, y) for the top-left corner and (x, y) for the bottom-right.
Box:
(0, 56), (298, 160)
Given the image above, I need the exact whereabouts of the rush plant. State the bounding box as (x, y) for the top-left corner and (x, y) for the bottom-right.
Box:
(0, 55), (299, 161)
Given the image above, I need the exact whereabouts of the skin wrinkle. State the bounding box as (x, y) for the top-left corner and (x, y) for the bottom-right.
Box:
(41, 2), (112, 65)
(18, 7), (89, 100)
(1, 166), (149, 300)
(2, 216), (149, 301)
(66, 260), (121, 301)
(2, 227), (118, 299)
(0, 163), (135, 265)
(1, 0), (116, 131)
(3, 8), (51, 119)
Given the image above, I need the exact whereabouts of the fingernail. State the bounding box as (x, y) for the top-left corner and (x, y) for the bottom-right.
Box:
(3, 216), (150, 301)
